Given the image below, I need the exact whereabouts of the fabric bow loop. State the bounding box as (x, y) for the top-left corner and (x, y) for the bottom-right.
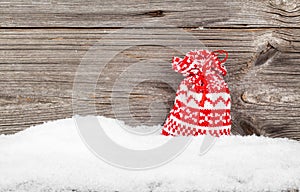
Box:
(186, 72), (207, 107)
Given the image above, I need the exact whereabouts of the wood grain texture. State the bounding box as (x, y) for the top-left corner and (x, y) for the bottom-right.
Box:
(0, 0), (299, 141)
(0, 0), (299, 28)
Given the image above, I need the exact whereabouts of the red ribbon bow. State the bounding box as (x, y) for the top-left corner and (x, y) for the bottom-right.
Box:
(186, 72), (207, 107)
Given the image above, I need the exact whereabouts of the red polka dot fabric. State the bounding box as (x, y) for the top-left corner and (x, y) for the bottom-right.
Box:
(162, 50), (231, 137)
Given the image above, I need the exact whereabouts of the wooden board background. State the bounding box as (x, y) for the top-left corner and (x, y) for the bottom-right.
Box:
(0, 0), (299, 140)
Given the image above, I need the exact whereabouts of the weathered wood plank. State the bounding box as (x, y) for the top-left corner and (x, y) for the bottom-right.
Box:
(0, 28), (299, 140)
(0, 0), (299, 28)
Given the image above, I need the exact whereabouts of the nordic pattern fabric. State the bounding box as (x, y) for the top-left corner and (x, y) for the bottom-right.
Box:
(162, 50), (231, 137)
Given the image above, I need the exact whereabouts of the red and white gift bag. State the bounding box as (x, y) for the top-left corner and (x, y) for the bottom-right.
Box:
(162, 50), (231, 137)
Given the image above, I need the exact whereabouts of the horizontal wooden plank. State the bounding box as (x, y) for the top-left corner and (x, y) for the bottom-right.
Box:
(0, 0), (299, 28)
(0, 28), (299, 140)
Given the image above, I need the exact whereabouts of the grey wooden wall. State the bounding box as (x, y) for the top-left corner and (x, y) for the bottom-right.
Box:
(0, 0), (299, 140)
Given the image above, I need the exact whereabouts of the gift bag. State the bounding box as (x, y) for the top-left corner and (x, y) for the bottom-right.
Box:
(162, 50), (231, 137)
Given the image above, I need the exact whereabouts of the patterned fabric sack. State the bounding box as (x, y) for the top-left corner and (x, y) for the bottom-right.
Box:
(161, 50), (231, 137)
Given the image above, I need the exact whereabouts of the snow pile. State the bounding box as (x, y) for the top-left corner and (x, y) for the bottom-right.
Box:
(0, 116), (299, 192)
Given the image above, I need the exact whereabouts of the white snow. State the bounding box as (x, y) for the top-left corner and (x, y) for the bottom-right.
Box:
(0, 116), (299, 192)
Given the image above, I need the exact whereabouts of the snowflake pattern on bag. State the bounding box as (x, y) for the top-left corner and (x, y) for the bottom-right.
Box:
(162, 50), (231, 137)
